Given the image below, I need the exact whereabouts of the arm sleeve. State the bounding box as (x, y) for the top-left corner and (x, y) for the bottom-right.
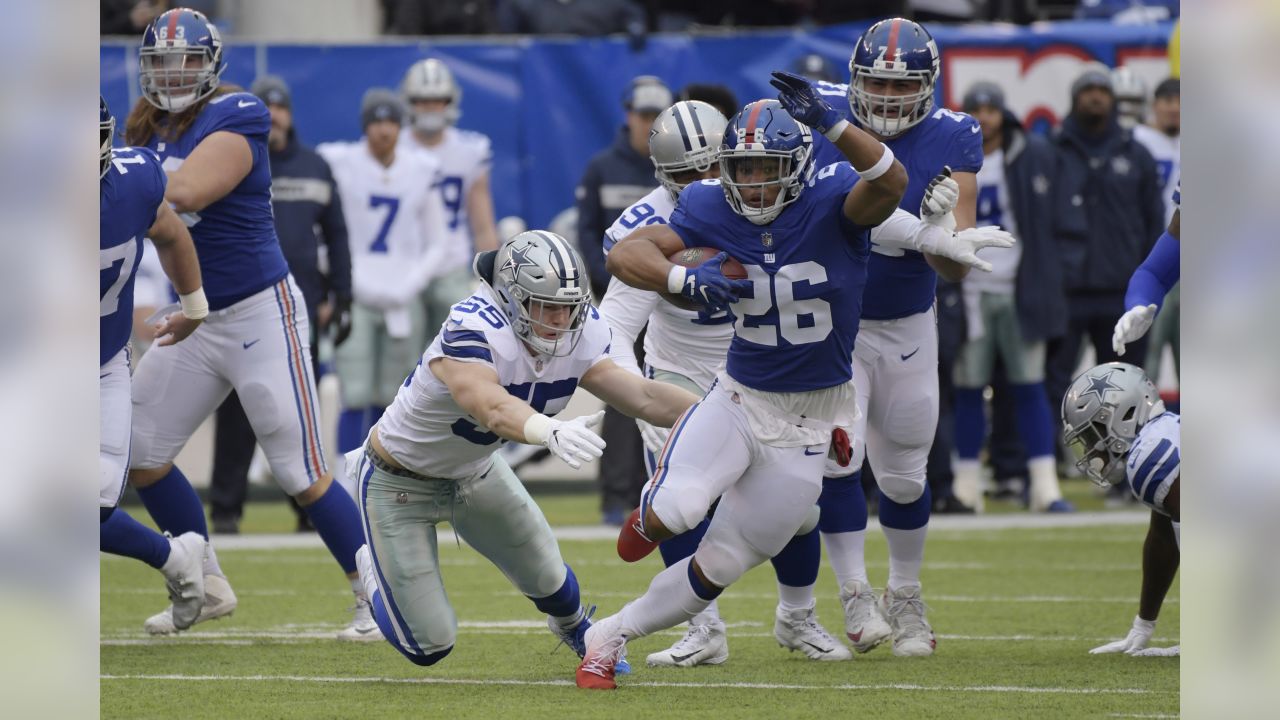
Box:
(318, 158), (352, 302)
(1124, 231), (1180, 310)
(869, 208), (942, 251)
(597, 276), (659, 376)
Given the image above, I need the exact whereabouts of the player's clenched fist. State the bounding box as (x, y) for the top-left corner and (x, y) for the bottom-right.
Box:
(667, 251), (751, 314)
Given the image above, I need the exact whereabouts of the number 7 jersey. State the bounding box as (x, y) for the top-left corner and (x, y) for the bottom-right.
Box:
(376, 283), (613, 480)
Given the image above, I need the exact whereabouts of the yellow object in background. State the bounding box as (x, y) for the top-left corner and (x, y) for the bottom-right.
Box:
(1168, 19), (1180, 77)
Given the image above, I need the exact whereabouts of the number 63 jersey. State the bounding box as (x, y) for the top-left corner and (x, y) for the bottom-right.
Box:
(376, 283), (613, 481)
(668, 164), (872, 393)
(100, 146), (166, 367)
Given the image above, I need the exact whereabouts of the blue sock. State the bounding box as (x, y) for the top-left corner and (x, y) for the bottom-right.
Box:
(879, 485), (932, 531)
(371, 589), (453, 667)
(135, 465), (208, 539)
(687, 560), (723, 601)
(529, 564), (581, 618)
(304, 481), (363, 574)
(770, 526), (820, 587)
(818, 471), (868, 533)
(954, 387), (986, 460)
(338, 408), (367, 453)
(658, 515), (710, 567)
(100, 509), (171, 569)
(1011, 382), (1056, 458)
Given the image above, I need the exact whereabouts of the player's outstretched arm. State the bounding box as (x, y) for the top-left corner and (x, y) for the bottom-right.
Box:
(148, 201), (206, 346)
(429, 357), (606, 469)
(581, 358), (699, 429)
(164, 131), (253, 213)
(768, 70), (906, 226)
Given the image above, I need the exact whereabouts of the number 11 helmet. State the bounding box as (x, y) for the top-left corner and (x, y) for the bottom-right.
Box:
(848, 18), (940, 137)
(1061, 362), (1166, 487)
(649, 100), (728, 202)
(481, 231), (591, 357)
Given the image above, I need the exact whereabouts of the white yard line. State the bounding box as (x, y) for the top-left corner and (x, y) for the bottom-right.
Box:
(99, 673), (1163, 695)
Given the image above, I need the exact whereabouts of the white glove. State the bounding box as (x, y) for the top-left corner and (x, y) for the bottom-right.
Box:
(917, 225), (1016, 273)
(532, 411), (607, 470)
(1089, 616), (1155, 655)
(636, 418), (671, 456)
(920, 168), (959, 232)
(1130, 644), (1179, 657)
(1112, 304), (1158, 356)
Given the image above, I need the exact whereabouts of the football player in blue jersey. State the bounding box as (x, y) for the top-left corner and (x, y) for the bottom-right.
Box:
(98, 95), (211, 631)
(1063, 363), (1180, 657)
(573, 78), (910, 687)
(119, 8), (371, 639)
(800, 18), (1033, 659)
(1114, 182), (1180, 358)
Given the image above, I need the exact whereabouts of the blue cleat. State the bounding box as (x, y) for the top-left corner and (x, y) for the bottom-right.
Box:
(549, 605), (631, 675)
(1045, 499), (1076, 513)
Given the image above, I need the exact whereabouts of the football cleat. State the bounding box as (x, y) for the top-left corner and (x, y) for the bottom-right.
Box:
(881, 584), (937, 657)
(337, 594), (384, 642)
(839, 579), (891, 653)
(576, 613), (628, 690)
(160, 532), (207, 631)
(646, 621), (729, 667)
(144, 573), (237, 635)
(774, 602), (852, 661)
(616, 508), (659, 562)
(549, 605), (630, 675)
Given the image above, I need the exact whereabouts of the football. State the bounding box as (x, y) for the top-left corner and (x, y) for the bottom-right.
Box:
(666, 246), (748, 280)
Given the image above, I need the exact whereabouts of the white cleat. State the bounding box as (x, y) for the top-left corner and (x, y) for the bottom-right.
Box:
(337, 594), (384, 642)
(839, 579), (891, 653)
(646, 621), (729, 667)
(881, 584), (937, 657)
(160, 532), (207, 631)
(774, 602), (852, 661)
(144, 573), (237, 635)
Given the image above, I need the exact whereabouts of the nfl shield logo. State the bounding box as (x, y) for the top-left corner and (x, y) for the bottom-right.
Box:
(535, 359), (544, 372)
(761, 232), (773, 248)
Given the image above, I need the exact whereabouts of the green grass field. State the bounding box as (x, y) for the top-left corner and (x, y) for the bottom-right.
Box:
(101, 493), (1179, 719)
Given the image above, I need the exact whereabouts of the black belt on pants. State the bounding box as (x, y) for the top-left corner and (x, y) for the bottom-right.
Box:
(364, 443), (436, 483)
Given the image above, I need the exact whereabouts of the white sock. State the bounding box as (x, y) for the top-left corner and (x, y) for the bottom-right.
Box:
(552, 605), (587, 630)
(777, 582), (816, 611)
(1028, 455), (1063, 509)
(953, 458), (983, 511)
(202, 542), (225, 578)
(349, 576), (364, 599)
(617, 557), (713, 640)
(690, 599), (721, 627)
(822, 530), (868, 588)
(883, 525), (927, 590)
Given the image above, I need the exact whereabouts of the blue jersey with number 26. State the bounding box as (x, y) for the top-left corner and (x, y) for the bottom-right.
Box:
(812, 86), (984, 320)
(100, 147), (166, 366)
(667, 163), (871, 393)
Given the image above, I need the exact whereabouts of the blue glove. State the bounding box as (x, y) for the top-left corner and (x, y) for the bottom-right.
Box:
(769, 70), (844, 136)
(677, 252), (751, 313)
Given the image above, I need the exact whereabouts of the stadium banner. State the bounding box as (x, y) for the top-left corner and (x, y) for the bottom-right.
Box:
(102, 20), (1172, 229)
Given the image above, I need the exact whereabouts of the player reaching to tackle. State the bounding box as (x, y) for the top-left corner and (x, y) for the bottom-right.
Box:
(351, 230), (699, 669)
(1062, 362), (1180, 657)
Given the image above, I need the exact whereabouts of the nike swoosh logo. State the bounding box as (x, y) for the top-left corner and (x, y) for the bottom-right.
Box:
(971, 125), (980, 133)
(802, 641), (832, 654)
(803, 447), (824, 456)
(238, 100), (256, 108)
(100, 372), (110, 379)
(669, 651), (701, 663)
(901, 348), (920, 361)
(351, 626), (378, 635)
(243, 339), (262, 349)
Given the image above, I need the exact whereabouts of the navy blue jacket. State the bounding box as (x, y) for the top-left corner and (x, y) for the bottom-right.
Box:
(266, 131), (351, 328)
(575, 126), (658, 295)
(1052, 115), (1165, 307)
(1001, 112), (1068, 342)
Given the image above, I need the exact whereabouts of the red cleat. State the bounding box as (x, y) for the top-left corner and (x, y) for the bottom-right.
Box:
(575, 660), (617, 690)
(576, 616), (626, 690)
(616, 508), (658, 562)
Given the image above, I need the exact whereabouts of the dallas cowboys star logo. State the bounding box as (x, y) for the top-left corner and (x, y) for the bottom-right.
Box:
(1079, 369), (1122, 403)
(500, 243), (537, 280)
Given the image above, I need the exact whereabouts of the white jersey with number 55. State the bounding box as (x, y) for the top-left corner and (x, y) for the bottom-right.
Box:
(599, 186), (734, 391)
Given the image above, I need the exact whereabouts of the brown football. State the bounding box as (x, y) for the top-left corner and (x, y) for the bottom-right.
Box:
(666, 247), (748, 280)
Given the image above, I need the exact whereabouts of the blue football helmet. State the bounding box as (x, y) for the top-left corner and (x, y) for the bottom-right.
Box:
(848, 18), (940, 137)
(138, 8), (225, 112)
(719, 99), (814, 226)
(100, 96), (114, 179)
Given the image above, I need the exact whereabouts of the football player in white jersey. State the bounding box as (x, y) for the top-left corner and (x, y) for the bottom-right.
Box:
(400, 58), (500, 336)
(350, 230), (699, 668)
(319, 88), (451, 503)
(1062, 363), (1180, 657)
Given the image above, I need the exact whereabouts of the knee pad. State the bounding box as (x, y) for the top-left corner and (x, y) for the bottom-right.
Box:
(236, 382), (284, 435)
(646, 482), (712, 537)
(877, 472), (926, 505)
(691, 541), (750, 589)
(795, 504), (820, 536)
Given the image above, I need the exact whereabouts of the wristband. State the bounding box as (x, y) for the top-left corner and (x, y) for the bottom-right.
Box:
(523, 413), (553, 445)
(666, 265), (688, 294)
(822, 118), (850, 142)
(855, 143), (895, 182)
(179, 287), (209, 320)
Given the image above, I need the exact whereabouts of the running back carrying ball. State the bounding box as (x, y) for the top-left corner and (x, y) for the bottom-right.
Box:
(663, 247), (747, 310)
